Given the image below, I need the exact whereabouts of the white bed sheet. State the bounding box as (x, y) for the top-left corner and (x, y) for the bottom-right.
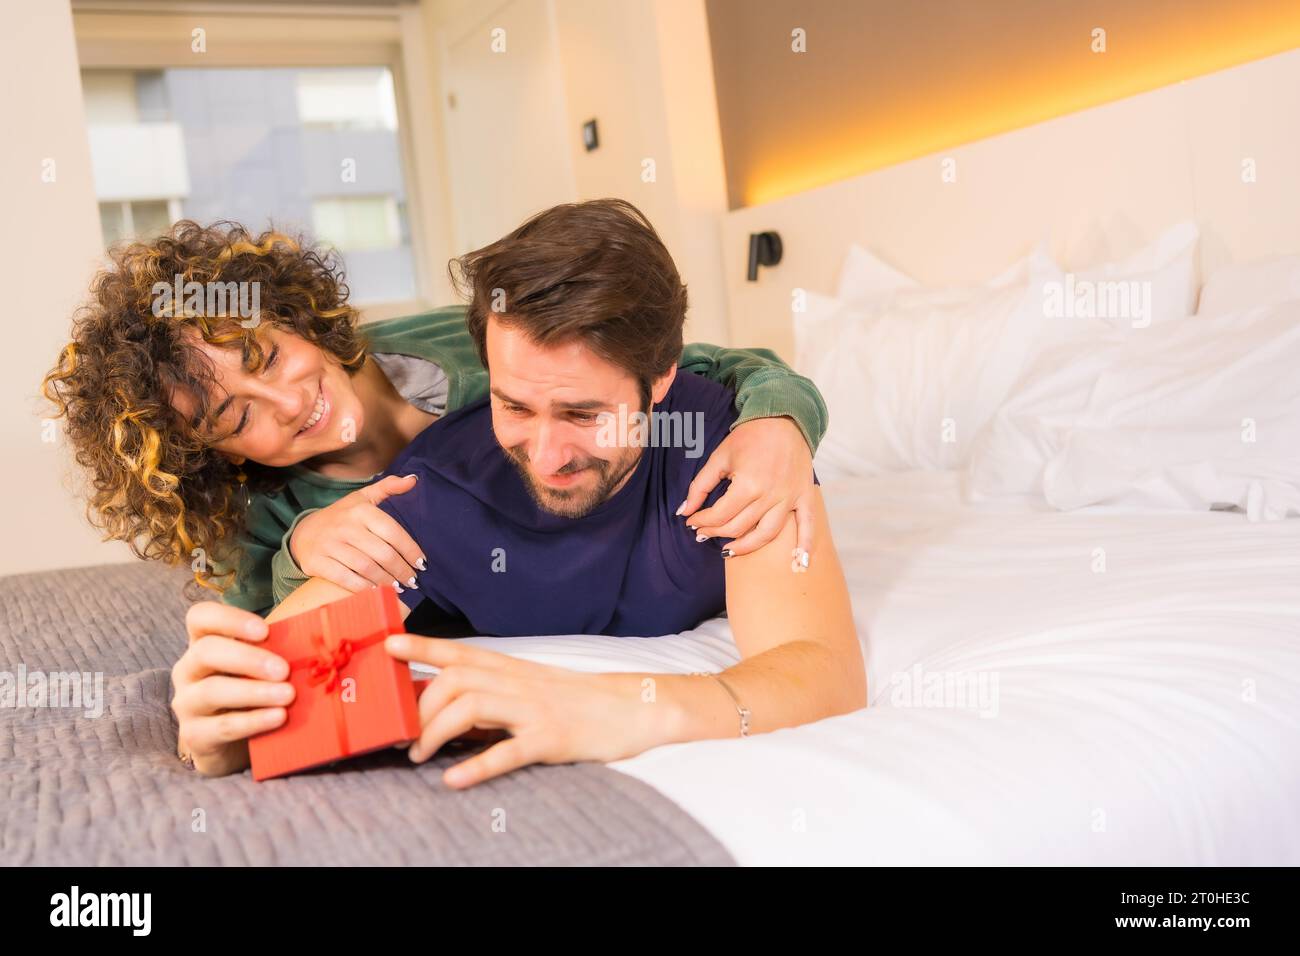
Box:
(443, 472), (1300, 865)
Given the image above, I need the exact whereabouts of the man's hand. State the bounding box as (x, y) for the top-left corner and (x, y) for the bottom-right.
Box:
(289, 474), (426, 593)
(677, 416), (815, 562)
(384, 635), (660, 788)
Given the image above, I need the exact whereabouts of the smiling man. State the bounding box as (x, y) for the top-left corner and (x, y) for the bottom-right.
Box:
(269, 199), (866, 785)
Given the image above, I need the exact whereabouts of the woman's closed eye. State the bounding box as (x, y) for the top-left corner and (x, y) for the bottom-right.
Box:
(228, 346), (282, 436)
(231, 405), (251, 437)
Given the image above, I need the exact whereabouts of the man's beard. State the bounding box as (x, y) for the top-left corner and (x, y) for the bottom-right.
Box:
(503, 443), (642, 518)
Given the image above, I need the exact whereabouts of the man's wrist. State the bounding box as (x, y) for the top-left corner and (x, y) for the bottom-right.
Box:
(626, 672), (742, 748)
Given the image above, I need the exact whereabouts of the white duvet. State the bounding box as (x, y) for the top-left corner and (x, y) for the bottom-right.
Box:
(451, 472), (1300, 865)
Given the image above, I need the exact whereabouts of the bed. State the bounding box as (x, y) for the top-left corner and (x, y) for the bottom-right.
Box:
(465, 472), (1300, 865)
(0, 562), (734, 866)
(605, 472), (1300, 865)
(4, 469), (1297, 865)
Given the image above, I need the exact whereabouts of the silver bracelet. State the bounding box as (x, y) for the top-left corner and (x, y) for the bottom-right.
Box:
(690, 671), (751, 737)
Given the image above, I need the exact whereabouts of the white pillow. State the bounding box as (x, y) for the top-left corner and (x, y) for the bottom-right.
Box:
(1196, 254), (1300, 317)
(836, 243), (1027, 303)
(968, 300), (1300, 520)
(803, 223), (1198, 478)
(797, 267), (1043, 475)
(835, 244), (919, 301)
(1028, 221), (1199, 336)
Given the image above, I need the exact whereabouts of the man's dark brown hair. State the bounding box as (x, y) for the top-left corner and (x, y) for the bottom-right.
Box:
(450, 198), (688, 407)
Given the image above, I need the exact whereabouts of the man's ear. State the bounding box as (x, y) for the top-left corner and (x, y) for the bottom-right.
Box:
(649, 365), (677, 405)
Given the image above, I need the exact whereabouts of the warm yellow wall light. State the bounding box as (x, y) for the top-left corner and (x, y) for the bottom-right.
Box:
(742, 10), (1300, 207)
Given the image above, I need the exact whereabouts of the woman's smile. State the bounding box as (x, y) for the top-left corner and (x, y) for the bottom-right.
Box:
(295, 379), (331, 438)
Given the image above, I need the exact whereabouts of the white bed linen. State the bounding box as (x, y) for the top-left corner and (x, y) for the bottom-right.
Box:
(441, 473), (1300, 865)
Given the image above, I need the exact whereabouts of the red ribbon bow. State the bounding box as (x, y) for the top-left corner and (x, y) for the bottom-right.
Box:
(307, 637), (355, 692)
(285, 616), (391, 759)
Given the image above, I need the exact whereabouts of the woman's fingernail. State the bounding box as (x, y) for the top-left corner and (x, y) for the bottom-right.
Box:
(686, 524), (697, 532)
(674, 501), (686, 516)
(392, 581), (404, 594)
(695, 533), (709, 543)
(800, 551), (810, 568)
(721, 549), (734, 559)
(405, 473), (419, 481)
(415, 557), (427, 571)
(386, 635), (409, 653)
(406, 576), (418, 588)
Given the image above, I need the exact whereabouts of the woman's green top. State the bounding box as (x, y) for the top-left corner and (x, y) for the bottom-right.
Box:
(218, 305), (828, 615)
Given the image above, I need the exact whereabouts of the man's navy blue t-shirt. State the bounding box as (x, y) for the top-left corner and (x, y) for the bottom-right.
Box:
(375, 372), (738, 637)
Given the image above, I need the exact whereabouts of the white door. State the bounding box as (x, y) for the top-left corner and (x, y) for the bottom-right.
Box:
(441, 0), (578, 254)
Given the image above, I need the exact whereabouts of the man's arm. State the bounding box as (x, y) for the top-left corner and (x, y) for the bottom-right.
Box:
(649, 486), (866, 742)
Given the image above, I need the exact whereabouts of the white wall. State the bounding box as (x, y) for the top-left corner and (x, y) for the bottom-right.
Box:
(425, 0), (732, 344)
(0, 0), (132, 576)
(435, 0), (578, 253)
(552, 0), (731, 345)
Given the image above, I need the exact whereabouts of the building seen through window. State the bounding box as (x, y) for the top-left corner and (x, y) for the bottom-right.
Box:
(81, 67), (415, 304)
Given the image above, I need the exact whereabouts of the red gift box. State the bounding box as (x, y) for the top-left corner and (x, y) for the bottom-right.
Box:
(249, 586), (420, 781)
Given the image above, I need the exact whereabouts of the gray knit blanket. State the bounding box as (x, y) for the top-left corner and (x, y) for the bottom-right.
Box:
(0, 563), (734, 866)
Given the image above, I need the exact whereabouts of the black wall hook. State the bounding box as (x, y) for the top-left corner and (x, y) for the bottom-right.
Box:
(746, 231), (783, 281)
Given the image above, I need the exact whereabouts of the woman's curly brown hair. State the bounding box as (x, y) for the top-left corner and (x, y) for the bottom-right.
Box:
(41, 220), (368, 594)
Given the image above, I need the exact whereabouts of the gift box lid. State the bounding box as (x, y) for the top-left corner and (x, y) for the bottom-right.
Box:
(264, 585), (405, 664)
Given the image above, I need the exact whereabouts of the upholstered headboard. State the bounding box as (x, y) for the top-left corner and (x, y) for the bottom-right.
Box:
(718, 47), (1300, 356)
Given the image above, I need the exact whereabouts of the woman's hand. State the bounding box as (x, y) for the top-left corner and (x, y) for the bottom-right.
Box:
(171, 602), (295, 777)
(289, 474), (427, 593)
(677, 416), (816, 564)
(385, 635), (660, 788)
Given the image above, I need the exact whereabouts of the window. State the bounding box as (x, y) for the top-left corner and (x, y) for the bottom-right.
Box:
(311, 197), (402, 251)
(98, 200), (174, 246)
(81, 66), (416, 305)
(296, 70), (399, 131)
